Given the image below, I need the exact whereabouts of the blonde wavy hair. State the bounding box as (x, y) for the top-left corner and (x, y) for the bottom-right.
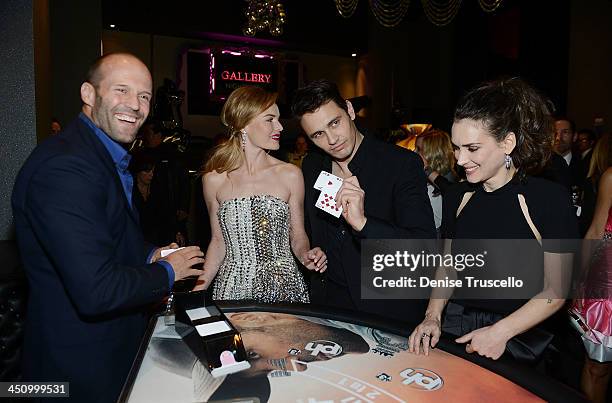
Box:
(587, 132), (611, 184)
(417, 129), (456, 177)
(203, 86), (277, 174)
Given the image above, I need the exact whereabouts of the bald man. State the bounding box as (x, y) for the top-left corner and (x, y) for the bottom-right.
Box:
(12, 53), (204, 402)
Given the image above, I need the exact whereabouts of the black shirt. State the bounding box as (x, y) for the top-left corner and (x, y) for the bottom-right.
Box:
(441, 175), (579, 314)
(324, 214), (352, 286)
(302, 130), (436, 324)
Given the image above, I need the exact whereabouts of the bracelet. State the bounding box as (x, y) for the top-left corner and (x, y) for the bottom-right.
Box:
(424, 166), (433, 178)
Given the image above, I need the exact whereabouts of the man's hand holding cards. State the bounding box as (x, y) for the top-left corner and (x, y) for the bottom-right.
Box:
(335, 175), (367, 231)
(313, 171), (367, 231)
(313, 171), (344, 218)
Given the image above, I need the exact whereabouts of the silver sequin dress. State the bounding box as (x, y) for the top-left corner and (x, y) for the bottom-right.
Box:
(212, 195), (310, 303)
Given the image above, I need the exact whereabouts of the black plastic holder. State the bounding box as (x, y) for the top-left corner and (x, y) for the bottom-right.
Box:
(173, 290), (250, 377)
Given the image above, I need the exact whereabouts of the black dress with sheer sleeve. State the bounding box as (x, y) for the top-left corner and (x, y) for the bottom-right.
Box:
(439, 175), (579, 363)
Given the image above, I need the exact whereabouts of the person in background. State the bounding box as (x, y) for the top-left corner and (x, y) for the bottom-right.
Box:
(132, 120), (191, 246)
(414, 129), (457, 232)
(579, 133), (608, 236)
(577, 129), (597, 164)
(594, 117), (606, 138)
(555, 117), (588, 192)
(11, 53), (204, 403)
(286, 133), (309, 168)
(573, 128), (598, 220)
(572, 132), (612, 403)
(535, 117), (577, 191)
(555, 117), (578, 166)
(130, 151), (161, 245)
(50, 117), (61, 135)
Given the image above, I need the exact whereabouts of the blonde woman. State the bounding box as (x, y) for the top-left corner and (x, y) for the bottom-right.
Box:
(414, 129), (457, 230)
(193, 86), (326, 302)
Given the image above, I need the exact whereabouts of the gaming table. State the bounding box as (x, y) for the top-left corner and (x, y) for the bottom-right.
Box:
(118, 303), (586, 403)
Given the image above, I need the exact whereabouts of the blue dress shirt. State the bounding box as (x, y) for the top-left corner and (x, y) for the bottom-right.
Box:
(79, 113), (175, 288)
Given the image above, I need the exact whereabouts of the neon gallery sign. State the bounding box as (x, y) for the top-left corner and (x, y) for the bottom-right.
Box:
(221, 70), (272, 84)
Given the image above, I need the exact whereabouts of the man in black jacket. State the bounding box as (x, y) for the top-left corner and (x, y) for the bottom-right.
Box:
(12, 53), (204, 402)
(292, 80), (436, 326)
(554, 117), (585, 188)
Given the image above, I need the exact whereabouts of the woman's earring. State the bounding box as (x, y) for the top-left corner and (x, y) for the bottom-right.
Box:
(504, 154), (512, 170)
(241, 130), (247, 151)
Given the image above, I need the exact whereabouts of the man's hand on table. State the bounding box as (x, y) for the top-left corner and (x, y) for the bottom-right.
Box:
(151, 243), (180, 263)
(161, 245), (205, 282)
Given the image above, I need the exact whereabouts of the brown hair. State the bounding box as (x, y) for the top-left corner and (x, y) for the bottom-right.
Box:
(587, 133), (612, 184)
(291, 79), (348, 118)
(417, 129), (456, 177)
(454, 77), (554, 176)
(203, 86), (277, 174)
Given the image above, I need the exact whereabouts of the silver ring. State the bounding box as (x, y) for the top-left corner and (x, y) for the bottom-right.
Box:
(421, 333), (430, 339)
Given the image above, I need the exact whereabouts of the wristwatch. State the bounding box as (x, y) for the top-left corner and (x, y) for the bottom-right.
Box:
(424, 166), (433, 178)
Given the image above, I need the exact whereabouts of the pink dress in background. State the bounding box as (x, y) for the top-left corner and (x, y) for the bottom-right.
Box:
(572, 209), (612, 362)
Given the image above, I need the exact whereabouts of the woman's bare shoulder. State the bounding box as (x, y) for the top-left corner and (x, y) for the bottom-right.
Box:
(265, 155), (298, 173)
(202, 170), (227, 189)
(272, 159), (302, 181)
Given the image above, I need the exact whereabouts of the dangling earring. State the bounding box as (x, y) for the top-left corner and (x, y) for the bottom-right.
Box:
(240, 129), (247, 151)
(504, 154), (512, 170)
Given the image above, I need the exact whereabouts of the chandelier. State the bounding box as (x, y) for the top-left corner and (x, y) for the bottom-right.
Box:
(243, 0), (287, 37)
(334, 0), (504, 27)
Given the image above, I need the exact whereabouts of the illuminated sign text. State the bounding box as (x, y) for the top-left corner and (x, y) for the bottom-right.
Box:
(221, 70), (272, 83)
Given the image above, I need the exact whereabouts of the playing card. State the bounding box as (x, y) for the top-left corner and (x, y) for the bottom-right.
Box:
(314, 171), (332, 190)
(313, 171), (344, 217)
(313, 170), (343, 191)
(161, 247), (185, 258)
(316, 189), (343, 218)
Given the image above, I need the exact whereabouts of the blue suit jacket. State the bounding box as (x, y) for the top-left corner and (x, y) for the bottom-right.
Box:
(12, 117), (170, 402)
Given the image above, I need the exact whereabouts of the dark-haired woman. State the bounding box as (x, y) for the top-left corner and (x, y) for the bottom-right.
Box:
(193, 86), (326, 303)
(409, 78), (578, 362)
